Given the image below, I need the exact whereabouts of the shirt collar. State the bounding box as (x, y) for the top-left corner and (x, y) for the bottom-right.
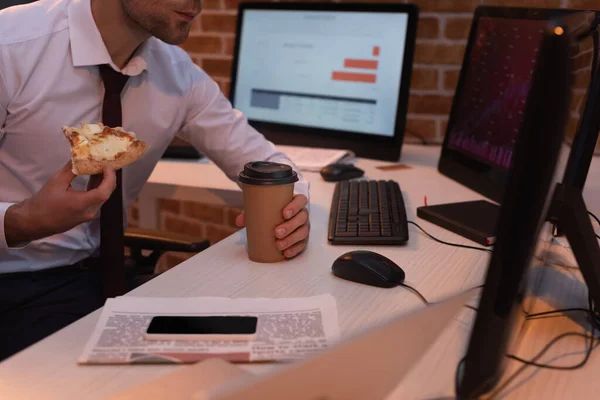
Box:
(68, 0), (148, 76)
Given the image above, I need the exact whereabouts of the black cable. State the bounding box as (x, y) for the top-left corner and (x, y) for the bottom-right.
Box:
(457, 306), (597, 398)
(490, 331), (597, 399)
(408, 221), (493, 254)
(588, 211), (600, 239)
(399, 282), (429, 305)
(508, 299), (596, 369)
(490, 300), (598, 398)
(505, 330), (595, 370)
(397, 283), (483, 307)
(525, 307), (590, 320)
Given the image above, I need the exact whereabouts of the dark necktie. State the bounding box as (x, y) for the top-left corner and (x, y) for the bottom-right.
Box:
(99, 65), (129, 298)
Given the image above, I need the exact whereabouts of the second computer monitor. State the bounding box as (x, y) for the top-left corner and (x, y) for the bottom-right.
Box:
(438, 7), (581, 203)
(229, 2), (418, 161)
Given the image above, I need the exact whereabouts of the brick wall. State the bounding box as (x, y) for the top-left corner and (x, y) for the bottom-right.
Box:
(180, 0), (600, 143)
(128, 200), (242, 271)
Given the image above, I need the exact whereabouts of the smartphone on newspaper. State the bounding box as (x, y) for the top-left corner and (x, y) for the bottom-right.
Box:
(144, 315), (258, 341)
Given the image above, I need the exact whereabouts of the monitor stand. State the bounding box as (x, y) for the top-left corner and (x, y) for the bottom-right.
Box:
(547, 182), (600, 310)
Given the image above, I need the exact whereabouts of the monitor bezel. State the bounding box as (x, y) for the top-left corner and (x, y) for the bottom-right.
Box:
(438, 6), (581, 203)
(229, 2), (419, 162)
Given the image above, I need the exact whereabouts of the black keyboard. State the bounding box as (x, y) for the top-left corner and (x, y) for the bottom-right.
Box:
(328, 180), (409, 245)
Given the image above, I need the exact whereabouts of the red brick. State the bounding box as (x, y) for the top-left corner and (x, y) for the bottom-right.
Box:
(158, 199), (181, 214)
(180, 34), (222, 53)
(443, 70), (461, 91)
(484, 0), (561, 6)
(567, 0), (600, 8)
(182, 201), (225, 224)
(223, 36), (236, 55)
(411, 0), (479, 12)
(445, 17), (472, 40)
(417, 17), (440, 39)
(414, 43), (466, 65)
(163, 215), (206, 237)
(405, 118), (438, 141)
(223, 0), (244, 9)
(202, 57), (233, 78)
(203, 0), (222, 9)
(441, 119), (449, 138)
(206, 225), (239, 244)
(408, 94), (454, 115)
(200, 13), (237, 33)
(410, 68), (438, 90)
(226, 207), (243, 228)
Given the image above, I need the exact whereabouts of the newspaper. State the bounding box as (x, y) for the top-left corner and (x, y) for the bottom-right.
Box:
(78, 294), (339, 365)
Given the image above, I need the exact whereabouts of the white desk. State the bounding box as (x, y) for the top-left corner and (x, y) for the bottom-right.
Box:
(0, 144), (598, 400)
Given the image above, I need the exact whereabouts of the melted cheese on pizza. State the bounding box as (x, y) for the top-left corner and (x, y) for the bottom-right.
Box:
(89, 134), (131, 160)
(70, 124), (136, 161)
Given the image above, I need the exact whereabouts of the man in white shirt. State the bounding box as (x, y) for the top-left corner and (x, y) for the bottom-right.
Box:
(0, 0), (310, 360)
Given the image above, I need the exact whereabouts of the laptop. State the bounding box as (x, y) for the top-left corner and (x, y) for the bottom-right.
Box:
(229, 2), (419, 163)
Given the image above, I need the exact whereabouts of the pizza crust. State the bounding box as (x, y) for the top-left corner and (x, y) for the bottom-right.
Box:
(61, 123), (149, 175)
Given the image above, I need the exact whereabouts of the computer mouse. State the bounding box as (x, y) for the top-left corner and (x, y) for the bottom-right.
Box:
(331, 250), (405, 288)
(320, 163), (365, 182)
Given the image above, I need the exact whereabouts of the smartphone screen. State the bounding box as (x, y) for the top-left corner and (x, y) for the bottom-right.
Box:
(146, 316), (258, 336)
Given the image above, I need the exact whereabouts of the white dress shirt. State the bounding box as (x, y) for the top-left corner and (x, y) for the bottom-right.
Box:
(0, 0), (309, 273)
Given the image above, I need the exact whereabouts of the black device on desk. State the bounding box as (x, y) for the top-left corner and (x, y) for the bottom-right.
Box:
(457, 13), (600, 398)
(320, 163), (365, 182)
(332, 250), (405, 288)
(420, 6), (587, 245)
(229, 2), (418, 162)
(417, 200), (499, 246)
(328, 180), (409, 245)
(145, 315), (258, 341)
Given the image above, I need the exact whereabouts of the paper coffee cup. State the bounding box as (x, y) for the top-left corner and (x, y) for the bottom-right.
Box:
(239, 162), (299, 263)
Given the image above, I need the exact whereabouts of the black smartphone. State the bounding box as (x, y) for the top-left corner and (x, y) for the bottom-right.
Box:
(145, 316), (258, 341)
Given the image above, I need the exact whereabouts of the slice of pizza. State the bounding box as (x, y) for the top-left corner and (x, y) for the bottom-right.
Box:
(62, 123), (149, 175)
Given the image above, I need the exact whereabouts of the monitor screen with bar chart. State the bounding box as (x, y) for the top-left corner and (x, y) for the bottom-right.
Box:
(230, 3), (415, 145)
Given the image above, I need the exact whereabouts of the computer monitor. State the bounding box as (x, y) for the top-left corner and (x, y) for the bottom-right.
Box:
(438, 6), (581, 203)
(456, 13), (600, 398)
(416, 7), (588, 247)
(229, 2), (418, 161)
